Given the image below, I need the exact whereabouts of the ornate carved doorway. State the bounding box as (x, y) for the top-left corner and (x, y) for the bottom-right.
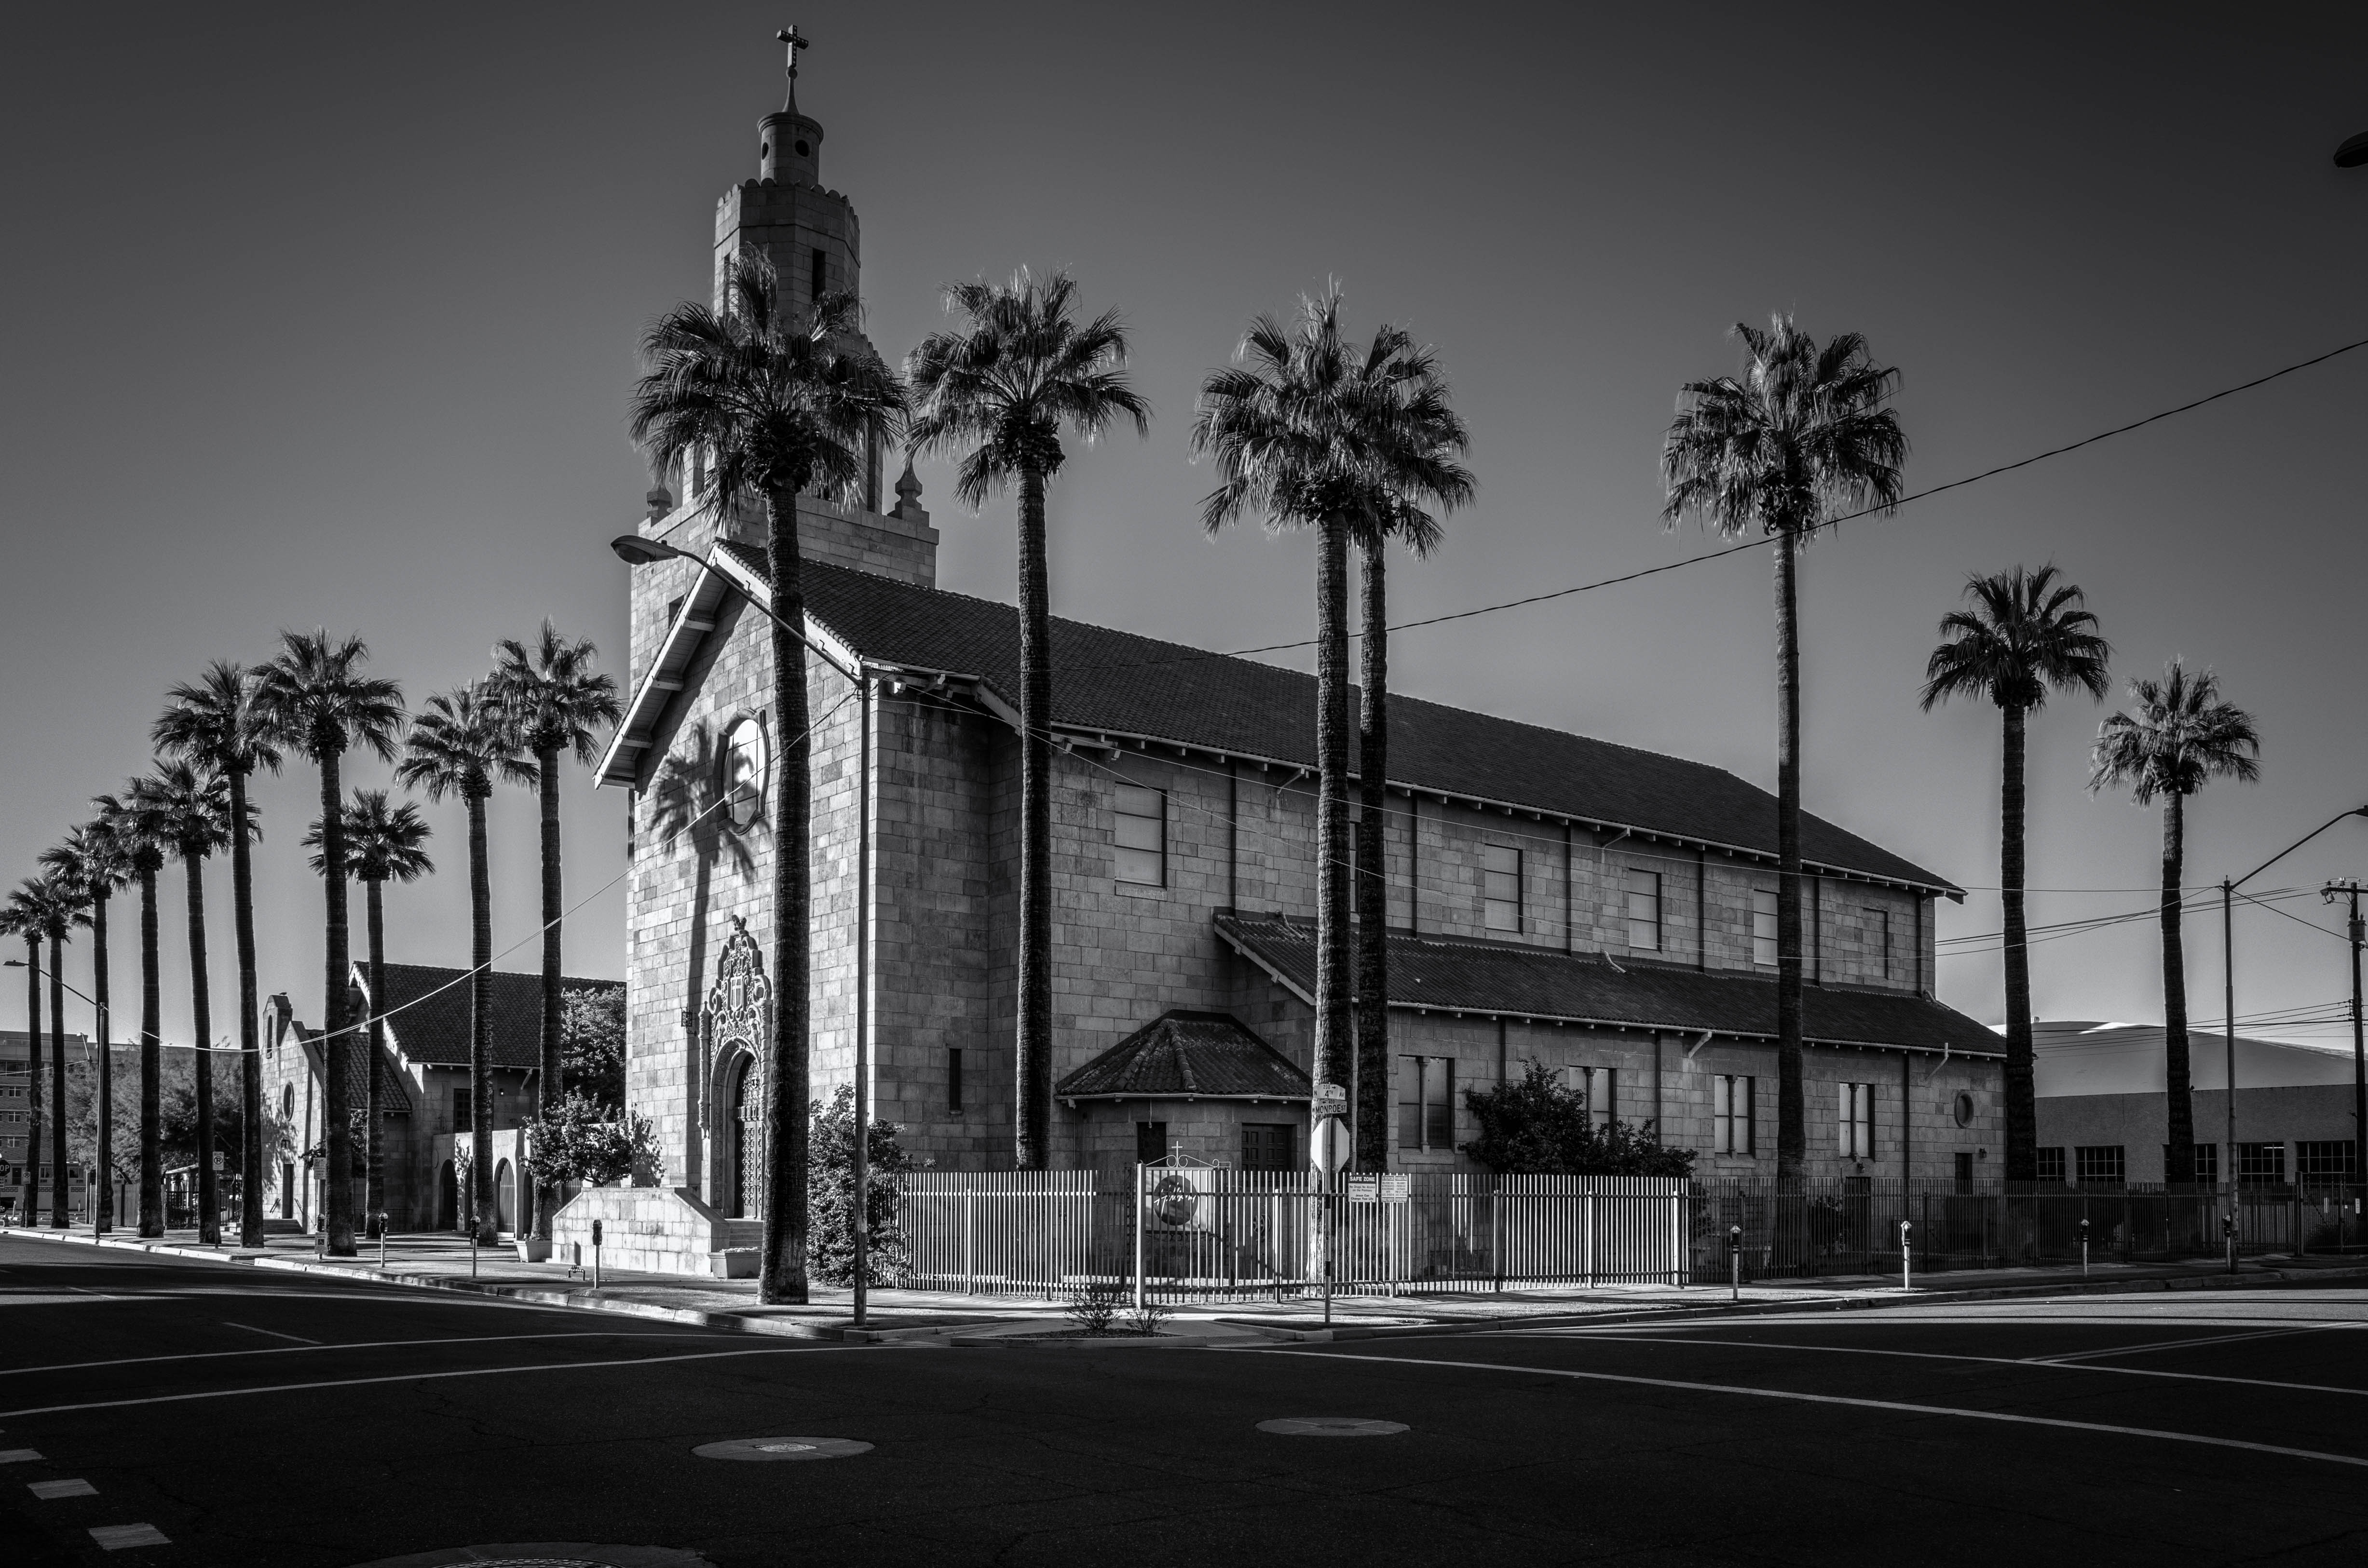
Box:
(727, 1054), (758, 1219)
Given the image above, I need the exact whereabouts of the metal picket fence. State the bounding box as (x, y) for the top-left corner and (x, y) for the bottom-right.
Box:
(896, 1167), (1688, 1301)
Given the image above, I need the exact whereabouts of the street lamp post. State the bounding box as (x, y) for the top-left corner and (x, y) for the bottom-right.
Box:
(609, 534), (876, 1327)
(2217, 806), (2368, 1271)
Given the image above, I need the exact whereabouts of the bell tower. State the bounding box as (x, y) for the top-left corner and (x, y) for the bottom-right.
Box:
(716, 25), (857, 328)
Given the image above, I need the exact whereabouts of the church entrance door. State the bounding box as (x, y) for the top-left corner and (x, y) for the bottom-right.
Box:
(728, 1054), (759, 1219)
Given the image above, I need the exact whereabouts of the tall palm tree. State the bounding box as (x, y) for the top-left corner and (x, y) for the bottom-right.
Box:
(1660, 315), (1907, 1185)
(96, 789), (167, 1236)
(156, 661), (282, 1245)
(491, 622), (619, 1238)
(1, 894), (42, 1225)
(396, 684), (518, 1245)
(628, 249), (904, 1304)
(132, 763), (236, 1243)
(2090, 662), (2260, 1189)
(308, 792), (432, 1232)
(254, 630), (404, 1257)
(906, 269), (1149, 1168)
(12, 873), (87, 1227)
(1920, 566), (2111, 1183)
(39, 823), (129, 1230)
(1193, 287), (1477, 1125)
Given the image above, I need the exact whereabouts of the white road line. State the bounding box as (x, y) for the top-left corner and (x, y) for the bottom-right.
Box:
(1491, 1331), (2368, 1399)
(0, 1341), (870, 1419)
(90, 1523), (170, 1550)
(219, 1321), (318, 1346)
(0, 1329), (724, 1378)
(30, 1478), (97, 1498)
(1233, 1347), (2368, 1471)
(2024, 1325), (2351, 1365)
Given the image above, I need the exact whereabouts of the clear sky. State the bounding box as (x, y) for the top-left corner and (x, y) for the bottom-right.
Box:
(4, 2), (2367, 1055)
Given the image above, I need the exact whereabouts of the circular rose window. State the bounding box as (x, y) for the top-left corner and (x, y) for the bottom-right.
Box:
(1952, 1091), (1976, 1128)
(720, 715), (767, 829)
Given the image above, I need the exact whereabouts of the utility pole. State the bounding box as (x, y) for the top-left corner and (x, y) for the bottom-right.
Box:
(2324, 879), (2366, 1188)
(2223, 877), (2238, 1273)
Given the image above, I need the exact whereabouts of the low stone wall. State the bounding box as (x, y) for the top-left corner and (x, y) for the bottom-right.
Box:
(551, 1185), (731, 1276)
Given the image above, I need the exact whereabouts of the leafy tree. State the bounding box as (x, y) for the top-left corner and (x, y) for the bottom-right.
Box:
(1920, 566), (2110, 1182)
(95, 787), (169, 1236)
(907, 270), (1149, 1168)
(1194, 287), (1473, 1131)
(804, 1084), (913, 1287)
(1460, 1060), (1696, 1177)
(307, 790), (432, 1233)
(561, 986), (626, 1113)
(629, 250), (904, 1305)
(2090, 662), (2260, 1187)
(1661, 316), (1906, 1185)
(254, 630), (404, 1255)
(522, 1089), (661, 1190)
(491, 622), (620, 1240)
(156, 660), (283, 1245)
(395, 684), (517, 1244)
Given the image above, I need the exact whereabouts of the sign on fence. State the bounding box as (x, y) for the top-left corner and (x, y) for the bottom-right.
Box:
(1347, 1175), (1410, 1203)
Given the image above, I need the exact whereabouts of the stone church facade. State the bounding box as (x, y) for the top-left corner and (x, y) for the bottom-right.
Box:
(585, 86), (2005, 1275)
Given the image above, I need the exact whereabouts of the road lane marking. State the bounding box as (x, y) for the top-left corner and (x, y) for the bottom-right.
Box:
(0, 1448), (43, 1462)
(30, 1478), (96, 1498)
(2023, 1325), (2352, 1364)
(1495, 1331), (2368, 1398)
(0, 1342), (871, 1419)
(220, 1322), (318, 1345)
(0, 1330), (721, 1378)
(1232, 1347), (2368, 1471)
(90, 1523), (169, 1550)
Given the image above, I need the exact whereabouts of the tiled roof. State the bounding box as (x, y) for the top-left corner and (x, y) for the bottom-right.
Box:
(1216, 914), (2001, 1056)
(783, 559), (1954, 893)
(1055, 1010), (1313, 1100)
(365, 963), (624, 1072)
(295, 1023), (413, 1117)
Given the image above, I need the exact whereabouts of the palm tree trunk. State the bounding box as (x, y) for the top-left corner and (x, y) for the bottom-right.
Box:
(318, 747), (355, 1257)
(21, 935), (40, 1225)
(1354, 541), (1391, 1172)
(2161, 793), (2196, 1188)
(184, 852), (217, 1244)
(1999, 702), (2037, 1184)
(1016, 463), (1054, 1170)
(468, 791), (496, 1245)
(93, 893), (113, 1231)
(138, 866), (162, 1237)
(1315, 514), (1353, 1098)
(1772, 526), (1806, 1188)
(532, 744), (562, 1239)
(230, 765), (264, 1247)
(47, 926), (69, 1228)
(365, 878), (386, 1231)
(762, 483), (813, 1304)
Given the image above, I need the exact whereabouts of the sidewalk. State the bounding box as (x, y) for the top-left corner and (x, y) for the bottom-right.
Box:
(8, 1223), (2366, 1345)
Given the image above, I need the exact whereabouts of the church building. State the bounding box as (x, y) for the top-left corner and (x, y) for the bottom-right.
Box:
(590, 77), (2004, 1273)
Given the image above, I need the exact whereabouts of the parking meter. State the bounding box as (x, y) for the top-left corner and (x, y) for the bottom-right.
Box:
(1898, 1219), (1913, 1290)
(590, 1219), (604, 1288)
(1727, 1224), (1743, 1300)
(2077, 1217), (2090, 1276)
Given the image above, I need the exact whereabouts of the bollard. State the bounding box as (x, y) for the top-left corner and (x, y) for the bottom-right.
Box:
(1898, 1219), (1913, 1291)
(1728, 1224), (1743, 1302)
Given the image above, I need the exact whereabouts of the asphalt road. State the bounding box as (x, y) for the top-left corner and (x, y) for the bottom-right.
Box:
(3, 1236), (2364, 1568)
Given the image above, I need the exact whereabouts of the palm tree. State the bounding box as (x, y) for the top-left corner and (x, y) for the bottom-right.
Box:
(1920, 566), (2111, 1183)
(132, 763), (235, 1243)
(491, 623), (619, 1238)
(628, 250), (904, 1305)
(156, 661), (282, 1245)
(2090, 662), (2260, 1189)
(309, 791), (432, 1232)
(1, 893), (43, 1225)
(1193, 287), (1477, 1128)
(396, 684), (518, 1245)
(39, 823), (129, 1230)
(1661, 316), (1907, 1185)
(12, 873), (87, 1227)
(96, 789), (167, 1236)
(254, 630), (404, 1256)
(906, 269), (1149, 1168)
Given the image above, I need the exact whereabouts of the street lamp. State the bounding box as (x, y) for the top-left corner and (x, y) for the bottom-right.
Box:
(608, 530), (878, 1328)
(2217, 806), (2368, 1270)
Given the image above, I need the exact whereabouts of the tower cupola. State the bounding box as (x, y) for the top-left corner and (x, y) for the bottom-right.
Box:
(759, 27), (822, 186)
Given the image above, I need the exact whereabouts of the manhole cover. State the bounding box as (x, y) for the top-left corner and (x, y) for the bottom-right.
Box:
(692, 1436), (872, 1461)
(1257, 1417), (1409, 1437)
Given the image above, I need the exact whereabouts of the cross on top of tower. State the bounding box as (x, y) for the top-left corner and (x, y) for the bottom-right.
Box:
(776, 26), (811, 109)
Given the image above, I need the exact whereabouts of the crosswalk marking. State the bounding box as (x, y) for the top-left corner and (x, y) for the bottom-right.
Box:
(90, 1523), (170, 1550)
(30, 1477), (97, 1498)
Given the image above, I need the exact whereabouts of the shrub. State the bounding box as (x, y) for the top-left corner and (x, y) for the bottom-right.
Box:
(1065, 1279), (1126, 1335)
(1460, 1059), (1697, 1177)
(804, 1085), (915, 1287)
(523, 1091), (664, 1190)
